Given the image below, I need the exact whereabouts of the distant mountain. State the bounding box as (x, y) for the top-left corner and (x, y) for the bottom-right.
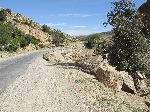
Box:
(76, 31), (113, 41)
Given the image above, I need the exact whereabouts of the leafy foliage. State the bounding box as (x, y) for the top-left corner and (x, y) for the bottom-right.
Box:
(50, 31), (66, 46)
(83, 32), (113, 54)
(38, 44), (46, 48)
(84, 34), (99, 49)
(105, 0), (150, 73)
(42, 25), (71, 46)
(96, 38), (113, 55)
(42, 24), (50, 33)
(0, 22), (39, 52)
(0, 9), (7, 22)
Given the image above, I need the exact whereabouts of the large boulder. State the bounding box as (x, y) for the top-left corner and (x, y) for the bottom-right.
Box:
(62, 48), (95, 61)
(95, 62), (136, 93)
(75, 55), (103, 74)
(75, 56), (147, 94)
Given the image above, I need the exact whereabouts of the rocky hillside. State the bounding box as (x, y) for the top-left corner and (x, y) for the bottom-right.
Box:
(77, 31), (113, 42)
(0, 8), (50, 45)
(0, 8), (72, 46)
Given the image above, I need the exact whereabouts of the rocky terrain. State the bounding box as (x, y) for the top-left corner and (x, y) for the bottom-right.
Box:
(0, 47), (147, 112)
(0, 1), (150, 111)
(43, 43), (150, 111)
(0, 8), (74, 59)
(3, 9), (51, 45)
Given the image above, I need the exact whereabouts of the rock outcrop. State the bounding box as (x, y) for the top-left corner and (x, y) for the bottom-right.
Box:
(75, 55), (147, 94)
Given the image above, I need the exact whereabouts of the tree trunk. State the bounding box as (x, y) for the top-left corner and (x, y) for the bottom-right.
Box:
(130, 72), (141, 92)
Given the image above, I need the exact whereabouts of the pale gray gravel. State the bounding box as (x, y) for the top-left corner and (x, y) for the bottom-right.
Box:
(0, 48), (147, 112)
(0, 50), (46, 94)
(0, 50), (90, 112)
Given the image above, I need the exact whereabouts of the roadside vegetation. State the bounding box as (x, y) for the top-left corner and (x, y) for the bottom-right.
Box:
(105, 0), (150, 91)
(80, 31), (113, 55)
(0, 8), (72, 53)
(42, 24), (72, 46)
(83, 0), (150, 93)
(0, 22), (40, 52)
(0, 8), (42, 52)
(0, 8), (11, 22)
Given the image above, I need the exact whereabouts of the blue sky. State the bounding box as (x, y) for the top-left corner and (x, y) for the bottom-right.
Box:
(0, 0), (146, 36)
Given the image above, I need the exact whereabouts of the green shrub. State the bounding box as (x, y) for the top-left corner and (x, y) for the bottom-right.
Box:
(19, 36), (30, 48)
(0, 22), (39, 52)
(42, 24), (50, 33)
(0, 9), (7, 22)
(41, 25), (71, 46)
(84, 33), (112, 51)
(105, 0), (150, 91)
(95, 38), (113, 55)
(5, 8), (11, 14)
(51, 32), (66, 46)
(84, 41), (94, 49)
(38, 44), (45, 48)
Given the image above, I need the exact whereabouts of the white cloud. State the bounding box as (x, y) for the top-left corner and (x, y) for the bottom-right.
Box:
(72, 25), (88, 28)
(47, 13), (98, 18)
(58, 13), (93, 17)
(45, 22), (66, 27)
(63, 29), (101, 36)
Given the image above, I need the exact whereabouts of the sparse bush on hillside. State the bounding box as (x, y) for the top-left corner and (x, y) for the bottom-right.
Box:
(84, 34), (100, 49)
(0, 8), (11, 22)
(0, 9), (7, 22)
(38, 44), (45, 48)
(105, 0), (150, 91)
(0, 22), (39, 52)
(5, 8), (11, 14)
(51, 31), (66, 46)
(41, 25), (71, 46)
(42, 24), (50, 33)
(96, 38), (113, 55)
(84, 32), (112, 54)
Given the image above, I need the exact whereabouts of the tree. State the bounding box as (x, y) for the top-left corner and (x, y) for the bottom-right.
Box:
(84, 36), (97, 49)
(105, 0), (150, 91)
(5, 8), (11, 14)
(0, 9), (7, 22)
(51, 32), (66, 46)
(42, 24), (50, 33)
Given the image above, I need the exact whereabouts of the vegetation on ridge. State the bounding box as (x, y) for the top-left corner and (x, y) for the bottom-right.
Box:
(42, 24), (72, 46)
(0, 8), (73, 53)
(0, 22), (40, 52)
(0, 8), (9, 22)
(80, 31), (113, 55)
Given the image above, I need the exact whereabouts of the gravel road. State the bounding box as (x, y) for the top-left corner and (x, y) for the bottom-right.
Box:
(0, 48), (146, 112)
(0, 51), (47, 94)
(0, 49), (90, 112)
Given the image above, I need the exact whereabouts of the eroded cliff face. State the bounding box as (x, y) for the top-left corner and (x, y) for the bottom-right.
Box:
(139, 0), (150, 32)
(5, 11), (52, 45)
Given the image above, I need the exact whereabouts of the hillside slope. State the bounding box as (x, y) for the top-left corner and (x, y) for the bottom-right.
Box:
(0, 8), (73, 47)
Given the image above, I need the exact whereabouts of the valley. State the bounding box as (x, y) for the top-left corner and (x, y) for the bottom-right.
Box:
(0, 0), (150, 112)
